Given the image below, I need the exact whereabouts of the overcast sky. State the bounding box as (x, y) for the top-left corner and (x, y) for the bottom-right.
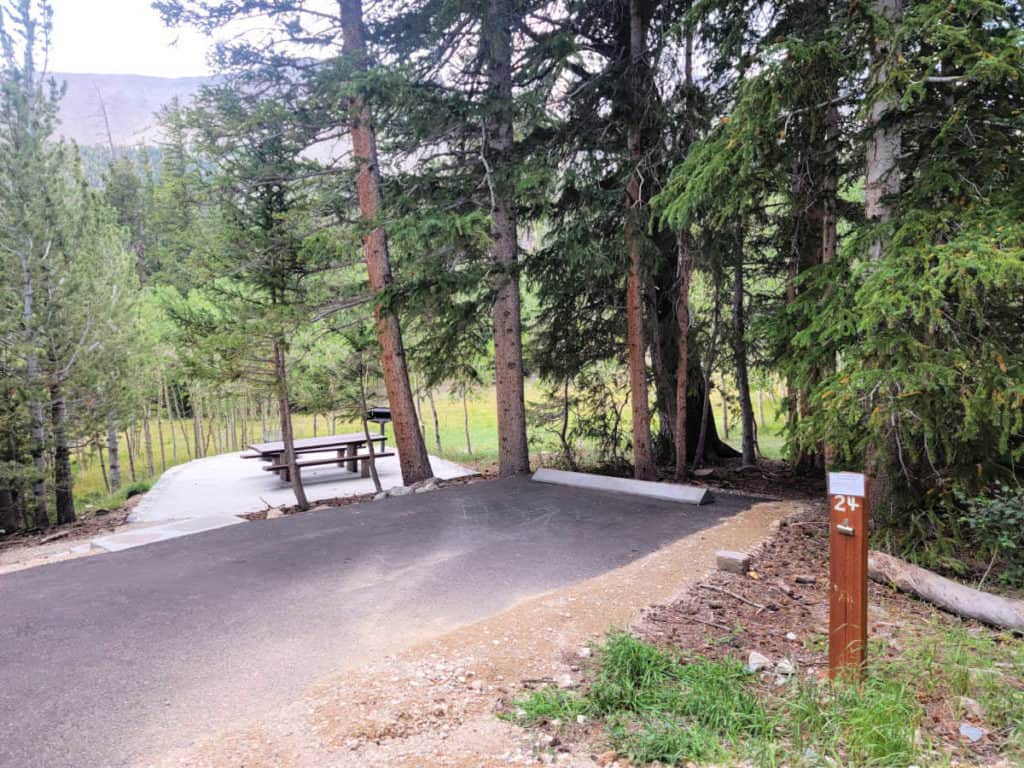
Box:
(48, 0), (213, 78)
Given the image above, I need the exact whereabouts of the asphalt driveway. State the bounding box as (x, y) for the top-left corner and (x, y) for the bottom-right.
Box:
(0, 477), (754, 768)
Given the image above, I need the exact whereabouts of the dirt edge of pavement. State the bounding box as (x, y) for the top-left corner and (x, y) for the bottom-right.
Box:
(146, 498), (804, 768)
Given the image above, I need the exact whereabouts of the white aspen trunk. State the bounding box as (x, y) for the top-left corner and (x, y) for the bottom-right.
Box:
(106, 414), (121, 492)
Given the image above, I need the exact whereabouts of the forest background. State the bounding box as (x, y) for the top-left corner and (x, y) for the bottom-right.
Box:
(0, 0), (1020, 585)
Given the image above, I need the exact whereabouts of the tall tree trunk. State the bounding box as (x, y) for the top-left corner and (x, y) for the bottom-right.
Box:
(50, 381), (75, 525)
(143, 403), (155, 477)
(341, 0), (434, 485)
(428, 389), (442, 453)
(462, 388), (473, 455)
(865, 0), (904, 515)
(106, 413), (121, 492)
(645, 276), (674, 451)
(480, 0), (531, 476)
(21, 251), (47, 527)
(124, 429), (137, 483)
(674, 232), (691, 481)
(96, 438), (109, 494)
(273, 338), (308, 509)
(156, 386), (167, 471)
(191, 389), (203, 458)
(732, 253), (756, 466)
(624, 0), (656, 481)
(694, 276), (723, 468)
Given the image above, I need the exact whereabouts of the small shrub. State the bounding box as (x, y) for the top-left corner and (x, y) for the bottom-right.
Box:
(124, 480), (152, 499)
(958, 484), (1024, 585)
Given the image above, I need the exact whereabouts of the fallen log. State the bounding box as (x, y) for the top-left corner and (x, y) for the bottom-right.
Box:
(868, 551), (1024, 633)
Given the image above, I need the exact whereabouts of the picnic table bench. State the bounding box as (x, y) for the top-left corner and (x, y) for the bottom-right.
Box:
(242, 433), (393, 482)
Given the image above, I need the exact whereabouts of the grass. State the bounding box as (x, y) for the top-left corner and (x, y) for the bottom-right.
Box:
(71, 381), (789, 509)
(509, 628), (1024, 767)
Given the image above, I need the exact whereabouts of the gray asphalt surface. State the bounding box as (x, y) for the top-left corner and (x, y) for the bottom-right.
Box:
(0, 477), (753, 768)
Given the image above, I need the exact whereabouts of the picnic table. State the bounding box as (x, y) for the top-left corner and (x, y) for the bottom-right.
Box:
(242, 432), (392, 482)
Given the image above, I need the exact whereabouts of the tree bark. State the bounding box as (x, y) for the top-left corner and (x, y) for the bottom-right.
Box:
(462, 388), (473, 455)
(341, 0), (434, 485)
(624, 0), (656, 481)
(50, 382), (75, 525)
(106, 413), (121, 492)
(20, 250), (48, 527)
(96, 438), (109, 494)
(869, 552), (1024, 632)
(143, 403), (155, 476)
(427, 389), (442, 453)
(674, 232), (691, 481)
(732, 253), (756, 466)
(865, 0), (904, 515)
(273, 338), (308, 509)
(124, 429), (136, 483)
(480, 0), (531, 477)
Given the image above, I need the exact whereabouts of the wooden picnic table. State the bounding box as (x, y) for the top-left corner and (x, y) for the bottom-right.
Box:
(243, 432), (390, 482)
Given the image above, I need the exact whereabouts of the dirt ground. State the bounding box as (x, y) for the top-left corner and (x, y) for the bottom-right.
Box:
(145, 497), (799, 768)
(0, 497), (139, 575)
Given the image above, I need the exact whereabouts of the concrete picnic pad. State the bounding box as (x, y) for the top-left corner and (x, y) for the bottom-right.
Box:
(0, 477), (760, 768)
(87, 450), (475, 552)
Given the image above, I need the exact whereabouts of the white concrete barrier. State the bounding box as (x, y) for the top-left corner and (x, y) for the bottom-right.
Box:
(532, 468), (710, 505)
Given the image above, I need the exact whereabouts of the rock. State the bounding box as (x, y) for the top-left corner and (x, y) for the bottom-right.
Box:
(576, 714), (587, 725)
(785, 632), (798, 641)
(716, 550), (752, 574)
(794, 574), (817, 585)
(959, 696), (984, 720)
(596, 751), (618, 767)
(265, 508), (284, 520)
(389, 485), (413, 497)
(374, 491), (389, 501)
(557, 673), (574, 689)
(746, 651), (771, 673)
(776, 658), (796, 675)
(959, 723), (986, 743)
(576, 647), (593, 659)
(414, 480), (439, 494)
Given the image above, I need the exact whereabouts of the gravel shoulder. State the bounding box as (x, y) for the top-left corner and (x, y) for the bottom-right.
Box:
(146, 499), (798, 768)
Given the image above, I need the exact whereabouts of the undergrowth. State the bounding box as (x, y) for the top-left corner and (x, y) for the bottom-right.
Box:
(508, 630), (1021, 766)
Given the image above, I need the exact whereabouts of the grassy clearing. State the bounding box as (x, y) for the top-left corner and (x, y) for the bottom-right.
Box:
(71, 382), (788, 509)
(509, 630), (1023, 767)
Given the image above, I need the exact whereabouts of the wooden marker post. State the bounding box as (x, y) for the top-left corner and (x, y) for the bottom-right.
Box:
(828, 471), (869, 680)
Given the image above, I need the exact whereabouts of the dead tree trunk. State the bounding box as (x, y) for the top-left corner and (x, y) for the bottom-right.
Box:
(341, 0), (434, 485)
(869, 552), (1024, 632)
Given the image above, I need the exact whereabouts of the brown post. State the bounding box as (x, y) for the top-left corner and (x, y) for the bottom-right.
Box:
(828, 472), (870, 679)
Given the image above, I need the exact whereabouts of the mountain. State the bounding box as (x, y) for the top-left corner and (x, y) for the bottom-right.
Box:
(54, 72), (211, 147)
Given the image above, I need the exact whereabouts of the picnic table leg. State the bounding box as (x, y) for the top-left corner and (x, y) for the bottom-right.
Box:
(345, 443), (358, 473)
(273, 452), (289, 482)
(360, 455), (371, 479)
(336, 449), (346, 468)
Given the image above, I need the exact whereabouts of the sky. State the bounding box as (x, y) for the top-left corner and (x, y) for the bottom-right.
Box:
(48, 0), (214, 78)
